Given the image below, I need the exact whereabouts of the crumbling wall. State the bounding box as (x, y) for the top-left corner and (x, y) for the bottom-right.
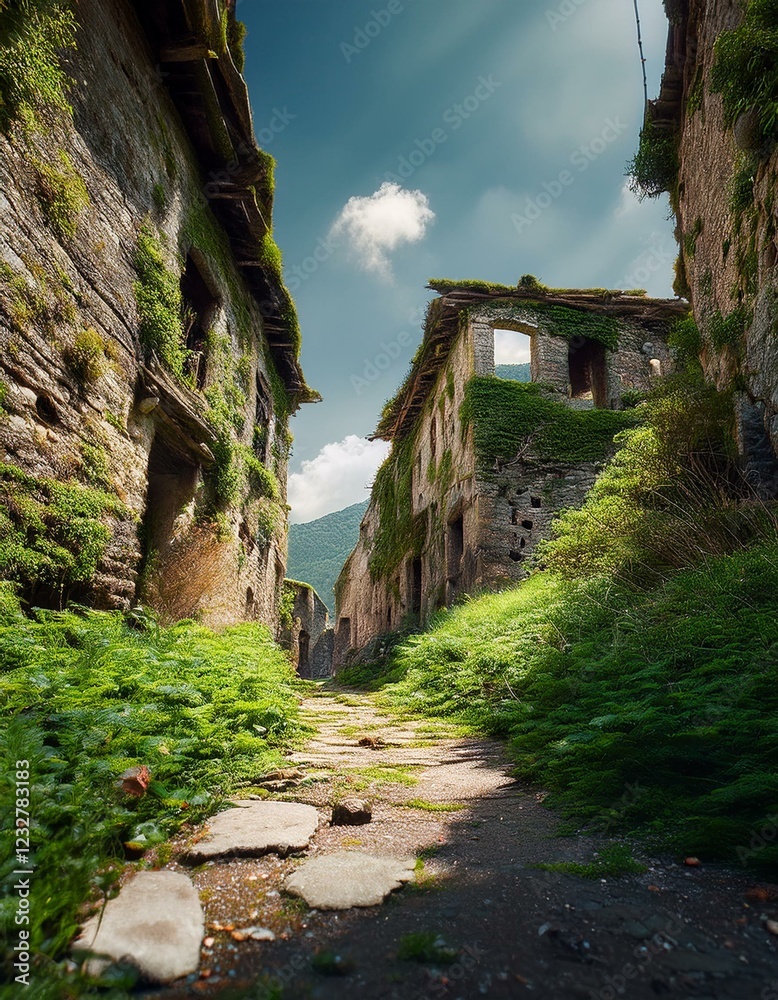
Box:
(334, 291), (677, 667)
(281, 581), (333, 679)
(649, 0), (778, 491)
(0, 0), (300, 625)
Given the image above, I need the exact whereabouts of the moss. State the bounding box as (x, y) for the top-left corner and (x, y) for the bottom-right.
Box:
(279, 579), (296, 631)
(428, 276), (626, 298)
(682, 217), (703, 259)
(627, 119), (679, 200)
(710, 0), (778, 153)
(668, 315), (701, 364)
(63, 327), (108, 387)
(104, 410), (126, 434)
(446, 370), (455, 401)
(227, 14), (248, 73)
(686, 68), (705, 118)
(0, 0), (76, 134)
(673, 255), (691, 299)
(461, 378), (636, 470)
(79, 441), (109, 488)
(527, 301), (620, 350)
(0, 461), (127, 597)
(132, 222), (189, 380)
(152, 182), (168, 214)
(32, 151), (90, 241)
(239, 445), (281, 501)
(708, 307), (751, 350)
(369, 432), (428, 581)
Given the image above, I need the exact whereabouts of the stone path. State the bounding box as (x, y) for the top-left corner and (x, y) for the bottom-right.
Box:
(79, 688), (778, 998)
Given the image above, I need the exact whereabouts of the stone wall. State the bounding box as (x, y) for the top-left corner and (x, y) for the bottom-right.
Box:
(333, 288), (679, 667)
(655, 0), (778, 492)
(281, 581), (333, 679)
(0, 0), (309, 627)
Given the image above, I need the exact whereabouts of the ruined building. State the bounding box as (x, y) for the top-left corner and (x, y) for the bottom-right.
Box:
(334, 280), (685, 666)
(280, 580), (334, 680)
(643, 0), (778, 492)
(0, 0), (317, 626)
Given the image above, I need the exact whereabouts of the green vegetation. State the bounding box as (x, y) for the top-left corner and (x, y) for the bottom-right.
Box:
(397, 932), (458, 964)
(539, 844), (646, 879)
(0, 462), (128, 602)
(0, 595), (304, 988)
(369, 432), (427, 580)
(462, 377), (635, 470)
(132, 223), (189, 380)
(402, 798), (466, 813)
(79, 441), (110, 488)
(0, 0), (76, 133)
(63, 327), (109, 387)
(0, 257), (77, 336)
(227, 13), (248, 73)
(32, 151), (90, 241)
(682, 217), (703, 259)
(708, 305), (751, 350)
(710, 0), (778, 152)
(352, 360), (778, 871)
(627, 119), (679, 200)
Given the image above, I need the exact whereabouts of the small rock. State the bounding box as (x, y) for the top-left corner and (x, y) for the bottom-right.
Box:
(284, 851), (415, 909)
(202, 936), (215, 949)
(766, 920), (778, 937)
(117, 765), (151, 798)
(745, 885), (778, 903)
(358, 736), (386, 749)
(184, 801), (319, 862)
(331, 798), (372, 827)
(684, 857), (701, 867)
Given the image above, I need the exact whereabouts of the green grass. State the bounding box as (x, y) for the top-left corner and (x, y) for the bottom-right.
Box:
(397, 932), (458, 964)
(402, 799), (466, 813)
(345, 765), (420, 787)
(539, 844), (646, 879)
(0, 592), (305, 990)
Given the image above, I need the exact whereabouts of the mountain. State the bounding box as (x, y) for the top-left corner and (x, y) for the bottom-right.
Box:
(495, 363), (531, 381)
(287, 501), (369, 612)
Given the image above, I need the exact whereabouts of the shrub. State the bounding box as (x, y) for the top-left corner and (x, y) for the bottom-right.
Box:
(63, 327), (107, 386)
(627, 119), (679, 200)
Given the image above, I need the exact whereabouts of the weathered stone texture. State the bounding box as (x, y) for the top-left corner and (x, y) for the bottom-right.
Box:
(667, 1), (778, 488)
(334, 289), (679, 667)
(0, 0), (308, 625)
(281, 580), (333, 678)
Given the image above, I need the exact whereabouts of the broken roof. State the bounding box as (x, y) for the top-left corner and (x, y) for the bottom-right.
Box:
(373, 279), (689, 442)
(133, 0), (318, 405)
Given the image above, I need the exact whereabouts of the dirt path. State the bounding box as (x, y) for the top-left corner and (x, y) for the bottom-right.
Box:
(152, 687), (778, 1000)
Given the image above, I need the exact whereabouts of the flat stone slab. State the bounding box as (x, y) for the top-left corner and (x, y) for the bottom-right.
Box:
(186, 801), (319, 861)
(73, 871), (203, 984)
(284, 851), (415, 909)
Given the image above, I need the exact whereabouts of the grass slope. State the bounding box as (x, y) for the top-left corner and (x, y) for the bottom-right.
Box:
(288, 501), (368, 611)
(381, 548), (778, 868)
(0, 592), (305, 991)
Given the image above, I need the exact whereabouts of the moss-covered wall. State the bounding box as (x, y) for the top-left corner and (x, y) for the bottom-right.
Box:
(642, 0), (778, 493)
(333, 294), (672, 666)
(0, 0), (298, 625)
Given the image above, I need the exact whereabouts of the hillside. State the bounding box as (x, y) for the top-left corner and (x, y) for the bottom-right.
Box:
(288, 501), (368, 611)
(495, 362), (531, 381)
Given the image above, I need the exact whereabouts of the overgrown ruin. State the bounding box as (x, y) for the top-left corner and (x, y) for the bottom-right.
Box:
(334, 280), (686, 666)
(0, 0), (317, 627)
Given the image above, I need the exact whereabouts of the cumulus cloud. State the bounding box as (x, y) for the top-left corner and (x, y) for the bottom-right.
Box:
(329, 182), (435, 279)
(288, 436), (391, 524)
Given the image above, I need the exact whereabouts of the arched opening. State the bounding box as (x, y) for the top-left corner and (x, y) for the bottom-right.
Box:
(494, 326), (534, 381)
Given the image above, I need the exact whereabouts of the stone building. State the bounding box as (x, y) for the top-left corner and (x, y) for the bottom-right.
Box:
(0, 0), (317, 626)
(280, 581), (333, 679)
(645, 0), (778, 493)
(334, 280), (686, 666)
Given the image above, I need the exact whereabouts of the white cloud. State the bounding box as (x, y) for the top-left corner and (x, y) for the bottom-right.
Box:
(288, 436), (391, 524)
(329, 182), (435, 280)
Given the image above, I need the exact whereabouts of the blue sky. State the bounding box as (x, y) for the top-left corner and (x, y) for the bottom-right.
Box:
(239, 0), (676, 522)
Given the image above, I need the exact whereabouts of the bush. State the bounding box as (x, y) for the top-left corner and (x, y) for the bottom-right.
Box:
(33, 151), (90, 241)
(627, 120), (679, 200)
(0, 596), (305, 988)
(63, 327), (108, 386)
(132, 223), (189, 380)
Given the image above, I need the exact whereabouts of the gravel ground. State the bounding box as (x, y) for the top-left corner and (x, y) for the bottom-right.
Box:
(143, 689), (778, 1000)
